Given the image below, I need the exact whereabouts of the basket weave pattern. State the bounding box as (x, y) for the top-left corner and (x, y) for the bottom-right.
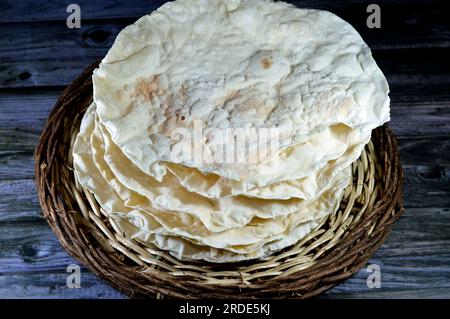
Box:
(34, 62), (404, 298)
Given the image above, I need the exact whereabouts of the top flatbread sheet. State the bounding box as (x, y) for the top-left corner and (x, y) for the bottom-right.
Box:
(93, 0), (390, 190)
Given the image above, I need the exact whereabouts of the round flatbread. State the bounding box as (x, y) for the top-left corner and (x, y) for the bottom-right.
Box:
(93, 0), (389, 190)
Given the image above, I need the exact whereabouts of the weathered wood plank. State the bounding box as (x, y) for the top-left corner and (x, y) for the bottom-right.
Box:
(0, 273), (125, 299)
(2, 125), (449, 167)
(0, 161), (450, 222)
(0, 161), (449, 209)
(0, 19), (126, 88)
(402, 165), (450, 208)
(324, 288), (450, 299)
(0, 20), (126, 63)
(0, 155), (35, 182)
(390, 101), (450, 138)
(0, 129), (41, 156)
(398, 137), (450, 166)
(0, 179), (41, 222)
(1, 89), (449, 137)
(3, 163), (448, 209)
(1, 0), (449, 50)
(0, 221), (82, 273)
(0, 206), (448, 298)
(1, 127), (450, 207)
(0, 0), (163, 23)
(0, 17), (450, 90)
(2, 268), (449, 299)
(0, 89), (58, 130)
(324, 207), (450, 298)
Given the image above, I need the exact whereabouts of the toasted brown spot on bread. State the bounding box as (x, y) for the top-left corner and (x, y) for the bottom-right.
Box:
(261, 56), (273, 69)
(133, 75), (161, 102)
(215, 90), (239, 110)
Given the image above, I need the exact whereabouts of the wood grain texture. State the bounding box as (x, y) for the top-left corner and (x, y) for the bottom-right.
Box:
(0, 273), (125, 299)
(0, 0), (164, 23)
(2, 23), (450, 91)
(2, 90), (450, 136)
(2, 157), (450, 208)
(1, 5), (450, 89)
(1, 0), (449, 50)
(0, 205), (448, 298)
(2, 127), (450, 207)
(0, 0), (449, 299)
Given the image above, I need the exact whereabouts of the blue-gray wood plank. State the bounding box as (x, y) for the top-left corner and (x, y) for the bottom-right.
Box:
(0, 0), (449, 298)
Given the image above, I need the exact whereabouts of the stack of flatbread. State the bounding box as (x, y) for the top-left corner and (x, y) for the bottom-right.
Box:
(73, 0), (390, 262)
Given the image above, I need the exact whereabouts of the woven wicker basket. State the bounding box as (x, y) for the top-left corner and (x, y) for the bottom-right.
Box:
(34, 62), (404, 299)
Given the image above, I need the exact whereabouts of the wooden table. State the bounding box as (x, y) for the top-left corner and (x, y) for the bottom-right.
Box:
(1, 0), (449, 299)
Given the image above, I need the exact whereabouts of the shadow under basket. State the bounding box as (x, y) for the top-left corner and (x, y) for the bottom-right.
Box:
(34, 62), (404, 299)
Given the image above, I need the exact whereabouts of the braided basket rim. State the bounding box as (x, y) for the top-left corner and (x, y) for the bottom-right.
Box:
(34, 62), (404, 299)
